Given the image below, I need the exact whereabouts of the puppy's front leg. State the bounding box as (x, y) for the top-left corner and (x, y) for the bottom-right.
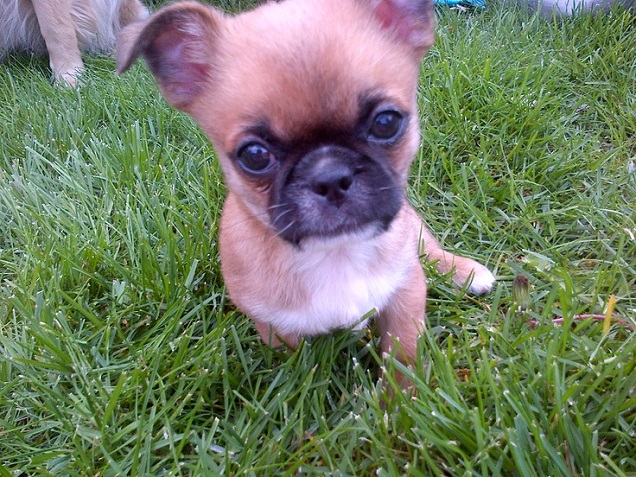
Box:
(376, 263), (427, 364)
(410, 209), (495, 295)
(253, 320), (300, 350)
(31, 0), (84, 85)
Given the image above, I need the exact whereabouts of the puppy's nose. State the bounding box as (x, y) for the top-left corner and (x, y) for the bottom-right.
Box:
(310, 163), (354, 207)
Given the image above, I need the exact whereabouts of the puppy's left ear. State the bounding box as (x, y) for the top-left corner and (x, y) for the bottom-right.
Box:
(116, 1), (223, 111)
(364, 0), (435, 58)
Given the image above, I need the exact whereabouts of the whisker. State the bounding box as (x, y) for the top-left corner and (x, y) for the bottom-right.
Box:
(275, 218), (296, 239)
(267, 202), (290, 211)
(273, 208), (293, 224)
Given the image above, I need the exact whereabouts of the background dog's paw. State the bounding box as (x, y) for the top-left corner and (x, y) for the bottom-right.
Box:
(51, 61), (84, 87)
(57, 70), (82, 87)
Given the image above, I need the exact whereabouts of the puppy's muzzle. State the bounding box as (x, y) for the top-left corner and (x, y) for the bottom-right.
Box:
(272, 144), (402, 245)
(308, 156), (356, 208)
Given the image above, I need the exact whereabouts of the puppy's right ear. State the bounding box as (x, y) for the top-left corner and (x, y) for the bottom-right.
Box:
(116, 1), (223, 111)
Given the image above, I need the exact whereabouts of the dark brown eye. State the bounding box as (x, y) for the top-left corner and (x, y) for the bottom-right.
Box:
(237, 142), (275, 173)
(369, 110), (403, 140)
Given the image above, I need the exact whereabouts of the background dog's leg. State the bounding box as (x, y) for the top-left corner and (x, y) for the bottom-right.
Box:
(118, 0), (149, 26)
(31, 0), (84, 85)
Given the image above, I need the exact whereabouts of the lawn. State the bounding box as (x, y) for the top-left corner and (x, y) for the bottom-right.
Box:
(0, 1), (634, 475)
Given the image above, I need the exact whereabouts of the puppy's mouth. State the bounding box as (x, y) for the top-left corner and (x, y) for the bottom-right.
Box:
(270, 145), (403, 246)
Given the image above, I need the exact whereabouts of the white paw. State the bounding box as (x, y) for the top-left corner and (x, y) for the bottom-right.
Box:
(466, 265), (496, 295)
(52, 63), (84, 87)
(57, 69), (83, 87)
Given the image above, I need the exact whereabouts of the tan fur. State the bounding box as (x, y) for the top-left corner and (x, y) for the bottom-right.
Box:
(116, 0), (496, 369)
(0, 0), (148, 85)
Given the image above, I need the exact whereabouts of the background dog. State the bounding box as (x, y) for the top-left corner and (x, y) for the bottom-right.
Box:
(0, 0), (148, 85)
(520, 0), (635, 15)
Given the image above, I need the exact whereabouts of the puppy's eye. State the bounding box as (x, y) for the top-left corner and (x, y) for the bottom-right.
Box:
(369, 111), (403, 141)
(237, 142), (276, 174)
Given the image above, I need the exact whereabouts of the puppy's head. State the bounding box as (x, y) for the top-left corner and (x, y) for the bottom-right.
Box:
(117, 0), (434, 245)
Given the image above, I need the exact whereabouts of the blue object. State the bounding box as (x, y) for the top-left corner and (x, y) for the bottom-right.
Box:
(434, 0), (486, 7)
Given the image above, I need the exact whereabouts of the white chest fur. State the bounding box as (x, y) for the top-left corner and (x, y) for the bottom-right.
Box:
(251, 231), (412, 336)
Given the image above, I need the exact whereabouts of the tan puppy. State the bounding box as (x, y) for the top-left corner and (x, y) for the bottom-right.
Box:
(117, 0), (496, 364)
(0, 0), (148, 85)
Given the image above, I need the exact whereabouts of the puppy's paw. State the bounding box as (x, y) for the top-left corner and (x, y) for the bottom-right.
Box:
(448, 258), (495, 295)
(465, 264), (495, 296)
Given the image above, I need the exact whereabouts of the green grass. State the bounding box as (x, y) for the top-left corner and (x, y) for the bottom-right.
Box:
(1, 2), (635, 475)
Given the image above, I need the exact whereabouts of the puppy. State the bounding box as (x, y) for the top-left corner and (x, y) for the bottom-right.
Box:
(116, 0), (496, 364)
(0, 0), (148, 85)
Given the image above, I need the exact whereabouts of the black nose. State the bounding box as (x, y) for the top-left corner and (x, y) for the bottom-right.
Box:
(309, 162), (354, 206)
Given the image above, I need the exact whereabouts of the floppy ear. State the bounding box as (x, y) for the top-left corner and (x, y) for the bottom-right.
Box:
(364, 0), (435, 57)
(116, 1), (223, 111)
